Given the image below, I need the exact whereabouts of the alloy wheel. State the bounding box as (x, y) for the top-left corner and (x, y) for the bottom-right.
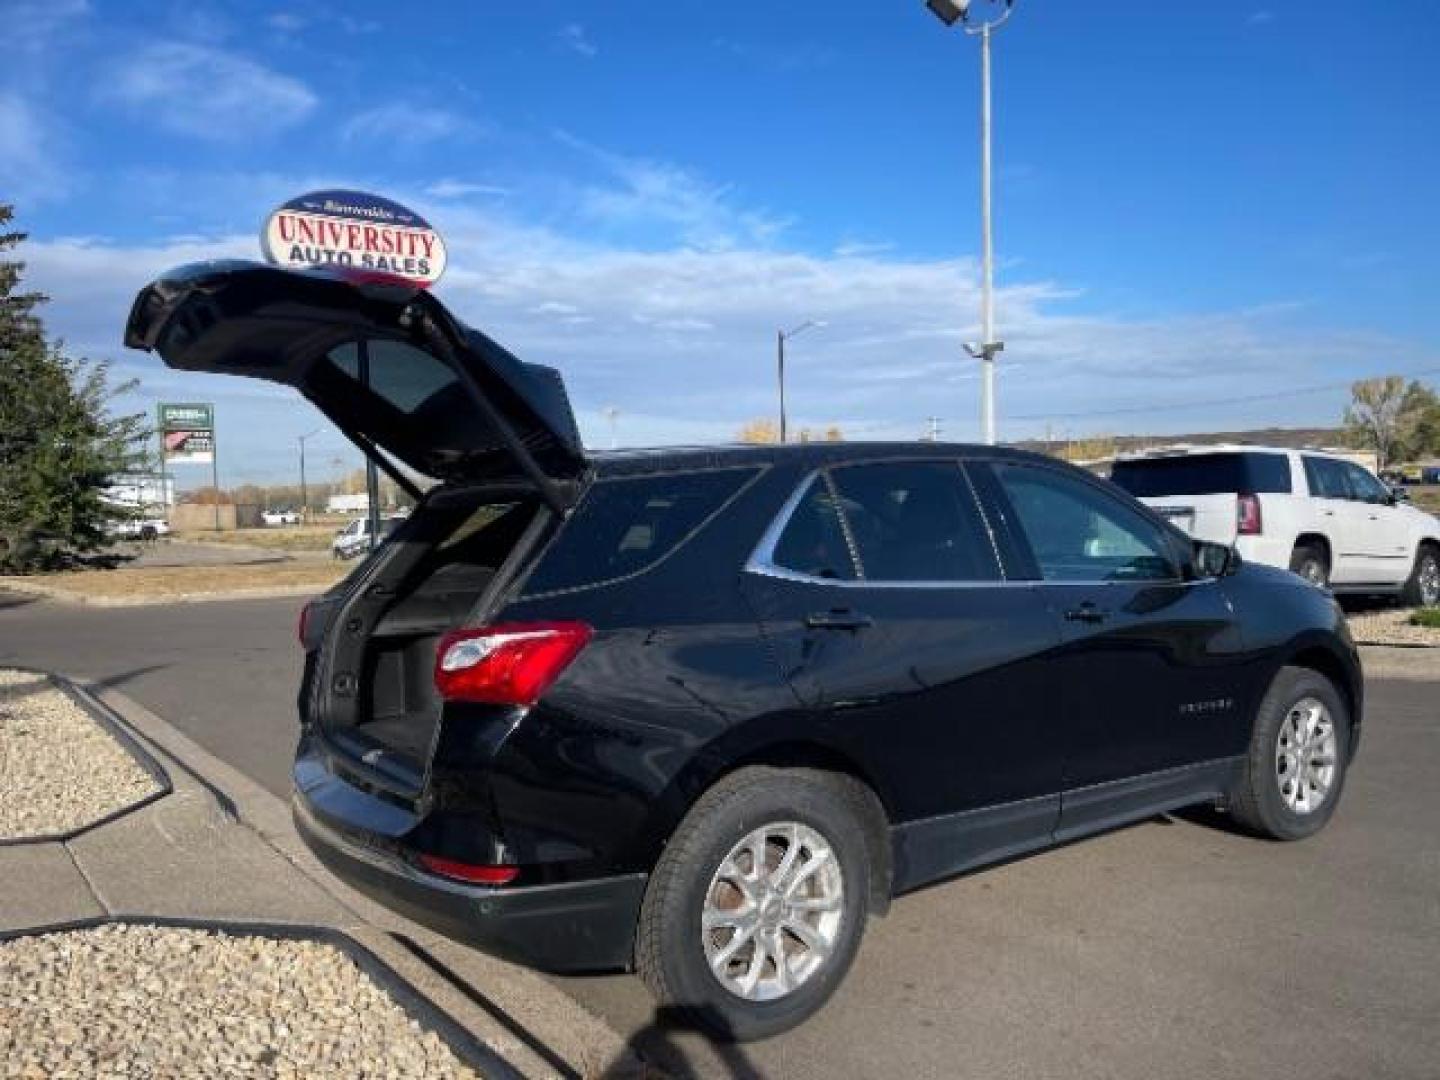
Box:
(1299, 559), (1326, 587)
(701, 822), (845, 1002)
(1419, 555), (1440, 606)
(1275, 697), (1338, 815)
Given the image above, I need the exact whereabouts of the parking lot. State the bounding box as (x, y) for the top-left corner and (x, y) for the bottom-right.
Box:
(1, 590), (1436, 1078)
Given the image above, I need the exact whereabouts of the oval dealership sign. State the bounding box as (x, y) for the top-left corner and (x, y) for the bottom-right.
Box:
(261, 189), (446, 288)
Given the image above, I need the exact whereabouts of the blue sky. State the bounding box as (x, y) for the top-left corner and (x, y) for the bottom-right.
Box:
(4, 0), (1438, 484)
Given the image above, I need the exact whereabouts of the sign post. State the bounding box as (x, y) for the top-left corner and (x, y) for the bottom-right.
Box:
(158, 402), (219, 530)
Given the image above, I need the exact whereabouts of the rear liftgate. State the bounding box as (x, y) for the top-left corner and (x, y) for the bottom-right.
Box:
(126, 260), (589, 798)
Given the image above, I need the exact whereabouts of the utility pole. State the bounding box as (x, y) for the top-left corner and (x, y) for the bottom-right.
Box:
(927, 0), (1016, 445)
(926, 416), (943, 442)
(298, 427), (322, 521)
(603, 406), (620, 449)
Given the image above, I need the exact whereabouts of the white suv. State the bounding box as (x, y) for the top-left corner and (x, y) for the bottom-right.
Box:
(1111, 445), (1440, 605)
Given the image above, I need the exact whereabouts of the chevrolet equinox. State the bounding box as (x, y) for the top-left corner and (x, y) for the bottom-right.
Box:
(126, 263), (1363, 1040)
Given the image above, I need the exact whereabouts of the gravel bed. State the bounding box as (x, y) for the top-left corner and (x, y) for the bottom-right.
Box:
(1345, 608), (1440, 647)
(0, 924), (481, 1078)
(0, 669), (161, 840)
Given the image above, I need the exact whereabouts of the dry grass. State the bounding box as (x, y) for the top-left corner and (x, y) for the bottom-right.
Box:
(171, 525), (338, 552)
(1409, 485), (1440, 515)
(7, 562), (347, 604)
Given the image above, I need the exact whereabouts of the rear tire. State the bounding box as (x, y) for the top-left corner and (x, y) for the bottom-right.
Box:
(635, 767), (873, 1041)
(1227, 666), (1349, 841)
(1400, 543), (1440, 607)
(1289, 543), (1329, 588)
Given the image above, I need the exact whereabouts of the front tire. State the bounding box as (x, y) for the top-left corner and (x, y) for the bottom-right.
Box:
(635, 767), (873, 1041)
(1401, 543), (1440, 607)
(1227, 666), (1349, 840)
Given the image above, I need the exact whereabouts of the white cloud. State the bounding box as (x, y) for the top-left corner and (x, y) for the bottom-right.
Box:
(0, 94), (70, 202)
(5, 0), (89, 54)
(103, 43), (316, 139)
(1246, 10), (1275, 25)
(342, 104), (481, 147)
(559, 133), (789, 250)
(17, 180), (1433, 480)
(425, 179), (509, 200)
(558, 23), (598, 58)
(265, 12), (306, 32)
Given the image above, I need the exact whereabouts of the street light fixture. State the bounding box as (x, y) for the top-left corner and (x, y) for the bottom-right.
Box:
(777, 319), (826, 444)
(927, 0), (1016, 445)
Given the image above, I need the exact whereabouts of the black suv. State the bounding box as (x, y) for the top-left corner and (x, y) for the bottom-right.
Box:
(127, 263), (1363, 1040)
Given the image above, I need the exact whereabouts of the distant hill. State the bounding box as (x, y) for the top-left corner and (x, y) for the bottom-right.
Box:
(1014, 426), (1348, 456)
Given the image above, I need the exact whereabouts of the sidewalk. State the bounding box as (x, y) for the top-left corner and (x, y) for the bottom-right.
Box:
(0, 673), (642, 1079)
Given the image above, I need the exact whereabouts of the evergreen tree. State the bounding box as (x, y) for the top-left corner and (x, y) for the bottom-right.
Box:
(0, 203), (148, 571)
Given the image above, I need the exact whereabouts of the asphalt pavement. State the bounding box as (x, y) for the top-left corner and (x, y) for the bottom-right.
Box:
(2, 590), (1436, 1079)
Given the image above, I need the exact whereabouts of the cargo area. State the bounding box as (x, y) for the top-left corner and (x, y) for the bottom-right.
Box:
(317, 493), (547, 778)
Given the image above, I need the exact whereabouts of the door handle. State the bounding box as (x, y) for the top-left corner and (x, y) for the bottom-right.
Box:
(1063, 603), (1110, 624)
(805, 610), (874, 631)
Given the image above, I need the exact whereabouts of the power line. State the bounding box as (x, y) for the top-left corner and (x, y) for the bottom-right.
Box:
(1007, 367), (1440, 423)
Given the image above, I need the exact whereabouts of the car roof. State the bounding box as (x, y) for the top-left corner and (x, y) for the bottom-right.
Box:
(588, 441), (1052, 479)
(1114, 444), (1356, 462)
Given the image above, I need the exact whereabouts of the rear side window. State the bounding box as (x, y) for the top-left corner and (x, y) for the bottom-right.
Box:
(772, 478), (858, 581)
(1110, 452), (1292, 497)
(1302, 456), (1352, 500)
(523, 468), (757, 594)
(828, 462), (1000, 582)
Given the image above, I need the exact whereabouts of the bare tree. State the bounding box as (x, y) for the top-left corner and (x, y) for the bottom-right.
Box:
(736, 418), (780, 444)
(1344, 376), (1411, 470)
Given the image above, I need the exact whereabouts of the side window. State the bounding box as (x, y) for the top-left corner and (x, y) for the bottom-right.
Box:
(1344, 464), (1390, 505)
(524, 468), (758, 594)
(827, 462), (1000, 582)
(992, 464), (1179, 583)
(770, 478), (858, 581)
(1303, 456), (1352, 500)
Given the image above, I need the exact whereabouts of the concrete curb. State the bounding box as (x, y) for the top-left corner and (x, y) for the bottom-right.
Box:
(73, 677), (643, 1079)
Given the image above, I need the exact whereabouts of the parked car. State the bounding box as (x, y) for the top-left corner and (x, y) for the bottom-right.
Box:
(262, 508), (301, 526)
(1111, 446), (1440, 606)
(106, 516), (171, 542)
(126, 261), (1366, 1040)
(331, 514), (403, 560)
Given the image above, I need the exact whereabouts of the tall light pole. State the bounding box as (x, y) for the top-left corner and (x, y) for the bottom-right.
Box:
(777, 320), (825, 443)
(297, 427), (323, 521)
(603, 406), (620, 449)
(927, 0), (1016, 445)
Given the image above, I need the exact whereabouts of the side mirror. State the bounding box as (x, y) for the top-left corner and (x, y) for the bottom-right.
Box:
(1193, 540), (1239, 579)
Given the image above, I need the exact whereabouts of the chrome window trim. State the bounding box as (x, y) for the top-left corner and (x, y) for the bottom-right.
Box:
(745, 463), (1204, 591)
(744, 464), (1018, 590)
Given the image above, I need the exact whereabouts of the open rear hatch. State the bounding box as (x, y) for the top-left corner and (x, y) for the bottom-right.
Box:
(125, 259), (586, 503)
(126, 260), (588, 797)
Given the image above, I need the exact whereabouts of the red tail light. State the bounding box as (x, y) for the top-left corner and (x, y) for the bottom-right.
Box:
(1237, 494), (1263, 536)
(434, 621), (593, 706)
(417, 854), (519, 886)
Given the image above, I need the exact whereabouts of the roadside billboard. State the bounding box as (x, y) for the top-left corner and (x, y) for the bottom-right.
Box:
(158, 402), (215, 466)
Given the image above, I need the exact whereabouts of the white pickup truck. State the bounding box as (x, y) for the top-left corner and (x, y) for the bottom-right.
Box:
(1111, 445), (1440, 606)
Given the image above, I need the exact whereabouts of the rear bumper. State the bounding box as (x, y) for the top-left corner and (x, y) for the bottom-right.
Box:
(293, 783), (646, 973)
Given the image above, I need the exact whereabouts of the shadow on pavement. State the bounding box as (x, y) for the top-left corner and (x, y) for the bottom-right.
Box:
(88, 664), (172, 693)
(0, 590), (38, 612)
(602, 1005), (766, 1080)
